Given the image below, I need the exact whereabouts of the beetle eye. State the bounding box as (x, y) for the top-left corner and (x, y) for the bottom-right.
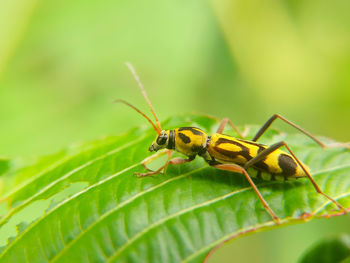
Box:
(156, 134), (167, 145)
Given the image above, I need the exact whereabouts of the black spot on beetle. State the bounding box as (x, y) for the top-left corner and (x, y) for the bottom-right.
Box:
(178, 132), (191, 144)
(215, 137), (270, 171)
(278, 154), (297, 176)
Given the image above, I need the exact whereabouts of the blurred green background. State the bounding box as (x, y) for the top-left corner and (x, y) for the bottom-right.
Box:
(0, 0), (349, 262)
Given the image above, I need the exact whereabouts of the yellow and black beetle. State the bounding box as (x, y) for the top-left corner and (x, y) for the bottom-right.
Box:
(116, 63), (348, 224)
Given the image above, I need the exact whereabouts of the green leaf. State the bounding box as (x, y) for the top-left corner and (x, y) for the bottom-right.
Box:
(298, 234), (350, 263)
(0, 114), (349, 263)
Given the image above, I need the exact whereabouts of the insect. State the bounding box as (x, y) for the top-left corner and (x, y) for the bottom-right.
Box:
(116, 62), (348, 224)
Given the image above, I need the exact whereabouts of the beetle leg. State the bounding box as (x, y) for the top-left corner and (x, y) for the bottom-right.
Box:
(245, 141), (347, 214)
(212, 163), (280, 224)
(216, 118), (247, 138)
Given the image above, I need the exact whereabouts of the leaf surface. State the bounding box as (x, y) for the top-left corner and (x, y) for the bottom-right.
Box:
(0, 114), (349, 263)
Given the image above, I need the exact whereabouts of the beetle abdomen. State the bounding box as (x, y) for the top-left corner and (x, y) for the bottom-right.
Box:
(207, 133), (308, 180)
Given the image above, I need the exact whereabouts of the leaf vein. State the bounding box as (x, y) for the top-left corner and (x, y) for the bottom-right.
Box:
(0, 136), (146, 226)
(1, 136), (123, 200)
(182, 191), (350, 263)
(106, 185), (254, 262)
(105, 165), (350, 262)
(0, 163), (139, 259)
(50, 166), (207, 262)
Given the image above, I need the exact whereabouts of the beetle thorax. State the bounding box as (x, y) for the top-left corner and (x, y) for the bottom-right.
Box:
(174, 127), (208, 157)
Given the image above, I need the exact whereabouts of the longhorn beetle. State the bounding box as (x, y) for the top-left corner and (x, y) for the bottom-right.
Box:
(115, 63), (348, 224)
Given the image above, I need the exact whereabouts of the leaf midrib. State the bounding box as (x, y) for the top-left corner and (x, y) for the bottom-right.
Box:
(2, 142), (350, 262)
(106, 172), (350, 262)
(49, 164), (350, 262)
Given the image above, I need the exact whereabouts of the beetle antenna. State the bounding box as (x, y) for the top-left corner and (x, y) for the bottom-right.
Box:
(114, 99), (161, 135)
(125, 62), (162, 131)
